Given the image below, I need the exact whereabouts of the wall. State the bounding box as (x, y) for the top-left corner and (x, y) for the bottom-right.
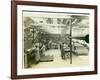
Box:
(0, 0), (100, 80)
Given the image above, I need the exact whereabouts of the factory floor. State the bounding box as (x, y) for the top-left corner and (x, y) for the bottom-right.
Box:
(31, 49), (89, 68)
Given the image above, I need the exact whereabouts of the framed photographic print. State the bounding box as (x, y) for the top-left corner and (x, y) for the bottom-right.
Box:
(11, 1), (97, 79)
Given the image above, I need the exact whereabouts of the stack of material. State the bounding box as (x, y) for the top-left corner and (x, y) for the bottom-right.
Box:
(40, 55), (54, 62)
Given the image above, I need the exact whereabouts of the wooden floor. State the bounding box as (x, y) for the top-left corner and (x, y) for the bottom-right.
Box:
(31, 49), (89, 68)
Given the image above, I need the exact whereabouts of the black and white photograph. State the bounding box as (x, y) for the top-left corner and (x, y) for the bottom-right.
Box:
(11, 1), (97, 78)
(23, 11), (89, 68)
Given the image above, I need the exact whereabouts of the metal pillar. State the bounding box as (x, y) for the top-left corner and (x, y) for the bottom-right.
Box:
(70, 19), (72, 64)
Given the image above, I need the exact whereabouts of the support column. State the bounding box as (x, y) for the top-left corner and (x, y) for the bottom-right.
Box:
(70, 19), (72, 64)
